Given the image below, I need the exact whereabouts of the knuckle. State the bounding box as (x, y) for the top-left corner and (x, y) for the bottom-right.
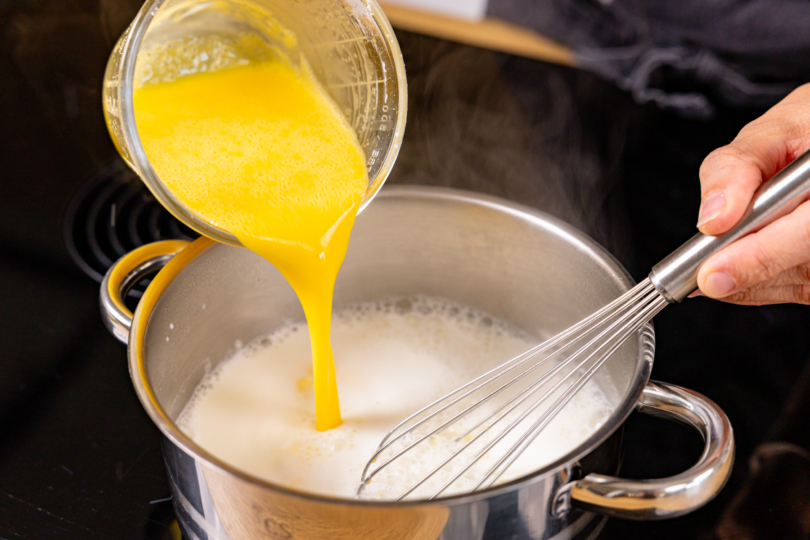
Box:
(700, 146), (744, 177)
(724, 290), (765, 306)
(790, 285), (810, 305)
(788, 264), (810, 285)
(746, 241), (780, 284)
(724, 290), (749, 303)
(699, 145), (764, 193)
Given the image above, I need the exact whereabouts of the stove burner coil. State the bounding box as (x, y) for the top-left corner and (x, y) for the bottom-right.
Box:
(64, 160), (198, 299)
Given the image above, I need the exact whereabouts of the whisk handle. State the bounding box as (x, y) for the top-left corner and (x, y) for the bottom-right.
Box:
(649, 149), (810, 302)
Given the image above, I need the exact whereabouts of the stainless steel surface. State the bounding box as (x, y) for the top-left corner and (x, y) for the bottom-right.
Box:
(100, 252), (176, 343)
(552, 381), (735, 520)
(99, 240), (190, 344)
(104, 186), (732, 539)
(99, 266), (135, 344)
(650, 148), (810, 302)
(103, 0), (407, 247)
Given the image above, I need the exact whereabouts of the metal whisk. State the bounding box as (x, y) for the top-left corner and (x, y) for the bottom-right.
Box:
(359, 149), (810, 501)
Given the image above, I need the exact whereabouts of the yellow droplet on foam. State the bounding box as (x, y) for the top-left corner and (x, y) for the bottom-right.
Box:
(296, 376), (313, 394)
(134, 60), (369, 431)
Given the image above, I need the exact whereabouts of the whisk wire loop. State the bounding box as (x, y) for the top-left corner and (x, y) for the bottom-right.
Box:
(359, 280), (668, 499)
(370, 281), (657, 455)
(424, 284), (666, 499)
(455, 282), (659, 442)
(475, 294), (667, 493)
(358, 286), (653, 486)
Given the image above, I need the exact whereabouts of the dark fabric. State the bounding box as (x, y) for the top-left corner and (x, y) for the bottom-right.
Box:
(487, 0), (810, 116)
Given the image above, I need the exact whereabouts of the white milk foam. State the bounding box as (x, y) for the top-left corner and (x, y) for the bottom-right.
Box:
(177, 296), (617, 500)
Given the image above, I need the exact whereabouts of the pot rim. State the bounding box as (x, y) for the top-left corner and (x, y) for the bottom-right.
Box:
(127, 185), (654, 507)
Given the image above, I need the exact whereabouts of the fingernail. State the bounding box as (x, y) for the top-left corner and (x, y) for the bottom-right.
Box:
(688, 289), (703, 298)
(705, 271), (736, 297)
(697, 192), (726, 228)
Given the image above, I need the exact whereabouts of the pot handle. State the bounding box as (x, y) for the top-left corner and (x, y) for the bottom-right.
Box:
(552, 380), (734, 520)
(100, 240), (190, 344)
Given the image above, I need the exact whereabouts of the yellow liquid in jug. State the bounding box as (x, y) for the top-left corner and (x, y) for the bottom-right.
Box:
(133, 61), (369, 431)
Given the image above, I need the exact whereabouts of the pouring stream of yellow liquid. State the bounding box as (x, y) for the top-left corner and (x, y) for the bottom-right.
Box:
(133, 61), (369, 430)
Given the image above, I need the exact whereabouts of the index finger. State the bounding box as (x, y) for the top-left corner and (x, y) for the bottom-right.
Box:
(697, 84), (810, 236)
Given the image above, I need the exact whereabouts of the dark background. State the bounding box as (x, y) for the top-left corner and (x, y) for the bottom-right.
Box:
(2, 0), (810, 537)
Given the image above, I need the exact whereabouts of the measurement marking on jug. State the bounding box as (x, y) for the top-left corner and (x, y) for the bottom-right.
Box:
(302, 36), (368, 48)
(326, 80), (385, 89)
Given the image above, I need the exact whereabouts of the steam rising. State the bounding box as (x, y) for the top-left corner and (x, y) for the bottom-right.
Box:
(387, 33), (638, 264)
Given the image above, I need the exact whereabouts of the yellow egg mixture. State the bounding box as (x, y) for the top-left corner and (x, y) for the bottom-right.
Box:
(134, 61), (369, 431)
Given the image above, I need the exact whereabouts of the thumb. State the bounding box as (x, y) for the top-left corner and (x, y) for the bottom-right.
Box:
(697, 84), (810, 236)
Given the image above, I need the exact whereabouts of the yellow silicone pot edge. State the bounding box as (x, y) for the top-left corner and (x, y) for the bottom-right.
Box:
(133, 236), (216, 411)
(106, 239), (192, 319)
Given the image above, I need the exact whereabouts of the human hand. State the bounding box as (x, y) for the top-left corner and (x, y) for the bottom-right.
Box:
(695, 84), (810, 305)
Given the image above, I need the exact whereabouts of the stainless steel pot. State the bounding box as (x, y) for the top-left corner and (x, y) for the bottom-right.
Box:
(100, 186), (734, 540)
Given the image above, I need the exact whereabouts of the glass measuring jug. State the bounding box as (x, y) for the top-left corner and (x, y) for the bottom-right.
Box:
(102, 0), (407, 246)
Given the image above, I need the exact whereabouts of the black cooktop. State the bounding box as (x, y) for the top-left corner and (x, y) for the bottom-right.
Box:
(2, 1), (810, 537)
